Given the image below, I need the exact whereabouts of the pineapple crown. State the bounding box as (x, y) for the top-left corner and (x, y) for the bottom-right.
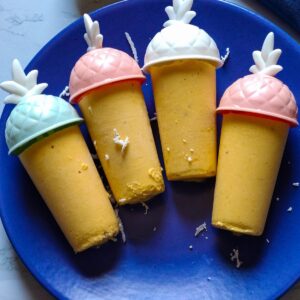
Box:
(164, 0), (196, 27)
(0, 59), (48, 104)
(249, 32), (283, 77)
(83, 13), (103, 52)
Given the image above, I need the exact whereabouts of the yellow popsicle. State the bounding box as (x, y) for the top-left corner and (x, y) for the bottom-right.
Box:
(149, 59), (217, 181)
(79, 80), (164, 205)
(212, 114), (289, 235)
(19, 126), (119, 252)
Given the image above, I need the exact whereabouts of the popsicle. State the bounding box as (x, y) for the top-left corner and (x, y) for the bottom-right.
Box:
(212, 33), (298, 236)
(1, 59), (119, 252)
(69, 14), (164, 205)
(143, 0), (223, 181)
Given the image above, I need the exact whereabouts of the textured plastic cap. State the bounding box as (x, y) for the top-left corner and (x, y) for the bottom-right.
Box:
(5, 95), (83, 155)
(69, 48), (145, 104)
(143, 23), (223, 71)
(217, 73), (298, 127)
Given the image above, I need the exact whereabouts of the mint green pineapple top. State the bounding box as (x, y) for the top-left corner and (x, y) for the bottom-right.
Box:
(0, 59), (82, 155)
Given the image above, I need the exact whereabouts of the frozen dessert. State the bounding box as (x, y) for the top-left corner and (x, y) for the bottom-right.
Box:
(69, 14), (164, 205)
(212, 32), (298, 235)
(1, 59), (119, 252)
(143, 0), (223, 181)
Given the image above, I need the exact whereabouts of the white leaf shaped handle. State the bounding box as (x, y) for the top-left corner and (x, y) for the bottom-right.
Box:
(266, 49), (282, 67)
(0, 59), (48, 104)
(25, 70), (39, 89)
(83, 14), (103, 52)
(0, 81), (28, 96)
(164, 0), (196, 27)
(249, 32), (283, 76)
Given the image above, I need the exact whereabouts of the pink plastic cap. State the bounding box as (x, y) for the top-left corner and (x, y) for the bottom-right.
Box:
(217, 73), (298, 127)
(69, 48), (145, 103)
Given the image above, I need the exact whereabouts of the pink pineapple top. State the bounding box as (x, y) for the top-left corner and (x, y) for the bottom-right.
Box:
(69, 14), (145, 104)
(217, 32), (298, 127)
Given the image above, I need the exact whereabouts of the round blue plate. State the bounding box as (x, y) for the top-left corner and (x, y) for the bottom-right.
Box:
(1, 0), (300, 299)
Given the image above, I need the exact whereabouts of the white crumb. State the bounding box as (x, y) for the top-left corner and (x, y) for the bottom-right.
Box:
(207, 277), (212, 281)
(292, 182), (299, 187)
(113, 128), (129, 153)
(110, 237), (118, 242)
(187, 156), (193, 163)
(93, 140), (97, 146)
(104, 154), (110, 161)
(115, 209), (126, 243)
(221, 47), (230, 63)
(190, 148), (194, 153)
(230, 248), (243, 268)
(150, 116), (157, 121)
(153, 227), (157, 232)
(118, 198), (127, 204)
(141, 202), (149, 215)
(287, 206), (293, 212)
(205, 236), (208, 240)
(195, 222), (207, 237)
(189, 245), (193, 250)
(125, 32), (139, 63)
(166, 147), (170, 152)
(59, 85), (70, 98)
(266, 238), (270, 244)
(182, 139), (187, 143)
(276, 197), (280, 201)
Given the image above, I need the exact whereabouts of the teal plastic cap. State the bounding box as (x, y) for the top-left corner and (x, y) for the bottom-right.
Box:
(5, 94), (83, 155)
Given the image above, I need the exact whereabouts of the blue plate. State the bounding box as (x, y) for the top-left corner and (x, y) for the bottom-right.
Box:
(1, 0), (300, 299)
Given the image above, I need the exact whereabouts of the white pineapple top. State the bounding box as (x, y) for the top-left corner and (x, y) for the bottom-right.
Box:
(83, 13), (103, 52)
(0, 59), (82, 155)
(143, 0), (222, 71)
(249, 32), (283, 76)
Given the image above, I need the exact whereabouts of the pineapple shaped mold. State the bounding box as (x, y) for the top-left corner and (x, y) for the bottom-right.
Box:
(143, 0), (223, 71)
(69, 14), (145, 104)
(218, 32), (298, 126)
(1, 59), (83, 155)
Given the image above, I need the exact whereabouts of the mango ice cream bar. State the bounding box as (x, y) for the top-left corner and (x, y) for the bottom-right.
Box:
(1, 60), (119, 252)
(212, 33), (298, 236)
(69, 14), (164, 205)
(143, 0), (223, 181)
(150, 60), (216, 180)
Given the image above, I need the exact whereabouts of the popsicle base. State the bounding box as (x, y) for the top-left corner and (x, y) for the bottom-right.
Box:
(212, 114), (289, 236)
(79, 80), (164, 205)
(20, 126), (119, 252)
(150, 60), (217, 181)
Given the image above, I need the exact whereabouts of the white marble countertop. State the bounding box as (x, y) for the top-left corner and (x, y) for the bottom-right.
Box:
(0, 0), (299, 299)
